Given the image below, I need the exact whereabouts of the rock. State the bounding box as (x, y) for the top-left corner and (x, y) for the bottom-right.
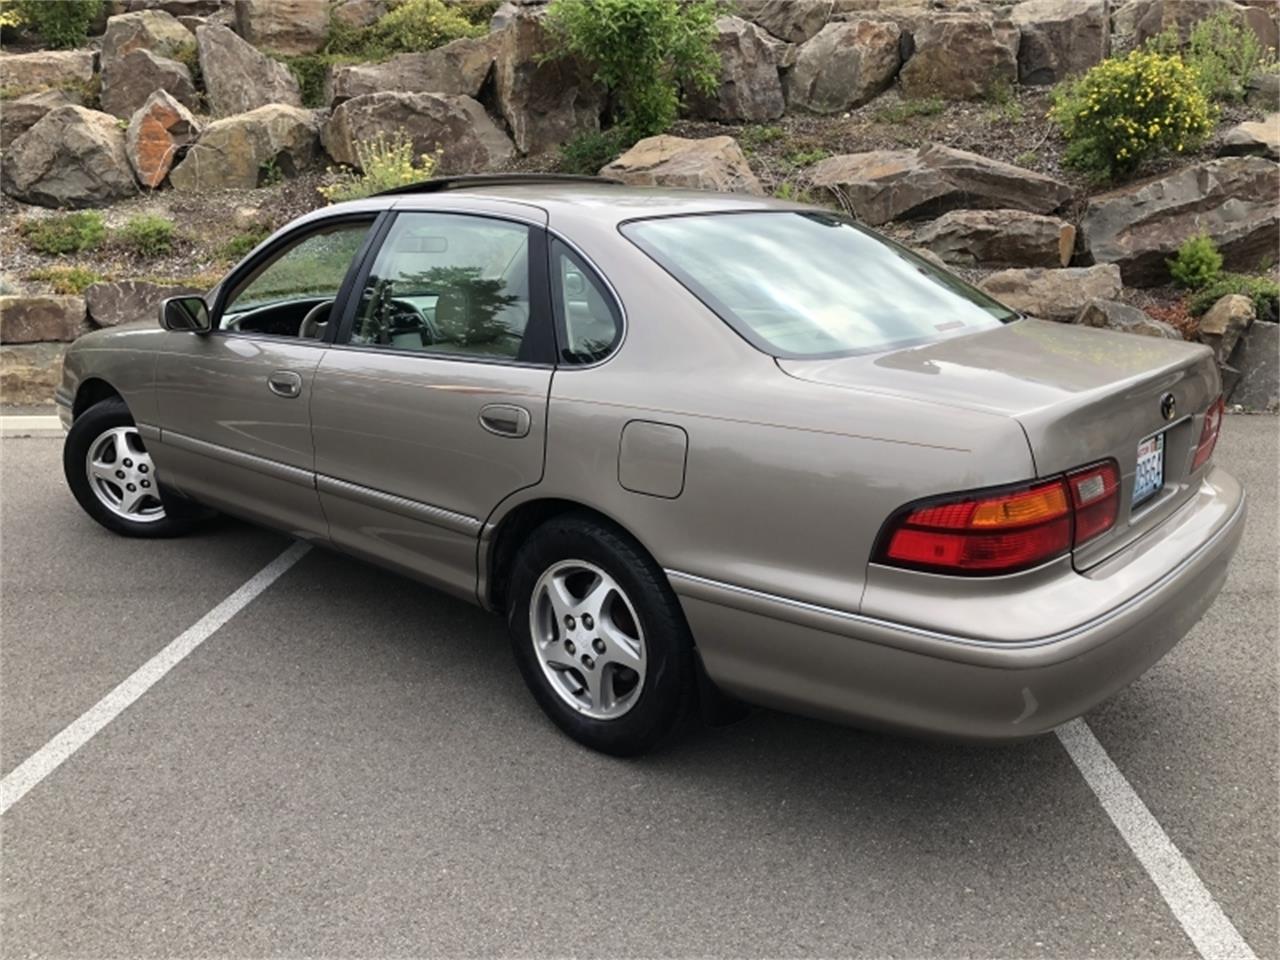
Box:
(489, 0), (550, 31)
(1199, 293), (1255, 363)
(492, 16), (603, 155)
(1218, 115), (1280, 160)
(899, 13), (1018, 100)
(331, 0), (387, 30)
(686, 16), (785, 123)
(1112, 0), (1275, 51)
(126, 89), (202, 188)
(1010, 0), (1108, 85)
(1229, 320), (1279, 412)
(0, 50), (96, 92)
(1080, 157), (1280, 285)
(196, 22), (302, 117)
(101, 9), (194, 62)
(0, 296), (87, 344)
(786, 19), (901, 113)
(85, 280), (198, 328)
(600, 135), (764, 195)
(100, 48), (198, 118)
(1, 106), (136, 208)
(0, 343), (67, 406)
(810, 144), (1074, 226)
(734, 0), (872, 43)
(1245, 73), (1280, 111)
(914, 209), (1075, 268)
(322, 92), (514, 175)
(233, 0), (328, 55)
(325, 36), (498, 105)
(978, 265), (1123, 321)
(170, 103), (319, 190)
(0, 89), (82, 149)
(1074, 299), (1180, 339)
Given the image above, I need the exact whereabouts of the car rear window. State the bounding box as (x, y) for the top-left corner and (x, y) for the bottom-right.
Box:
(622, 211), (1017, 358)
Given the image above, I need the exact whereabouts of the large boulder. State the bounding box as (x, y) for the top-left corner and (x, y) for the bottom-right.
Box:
(492, 16), (603, 155)
(0, 296), (87, 344)
(196, 23), (302, 116)
(600, 135), (764, 194)
(914, 209), (1075, 268)
(899, 12), (1019, 100)
(332, 0), (388, 30)
(1217, 115), (1280, 160)
(0, 343), (66, 406)
(810, 144), (1074, 226)
(1245, 73), (1280, 111)
(1074, 299), (1181, 339)
(86, 279), (199, 328)
(786, 19), (900, 113)
(979, 265), (1123, 321)
(169, 103), (319, 190)
(1, 106), (136, 208)
(1010, 0), (1108, 86)
(0, 50), (95, 92)
(325, 36), (498, 105)
(1113, 0), (1276, 52)
(1229, 321), (1279, 412)
(100, 9), (194, 61)
(233, 0), (328, 55)
(126, 89), (202, 188)
(734, 0), (873, 43)
(100, 47), (197, 118)
(1198, 293), (1255, 363)
(686, 16), (784, 123)
(322, 92), (514, 175)
(1079, 157), (1280, 285)
(0, 89), (82, 149)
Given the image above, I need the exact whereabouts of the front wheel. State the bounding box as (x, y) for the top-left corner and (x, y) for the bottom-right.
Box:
(63, 397), (201, 538)
(507, 514), (697, 756)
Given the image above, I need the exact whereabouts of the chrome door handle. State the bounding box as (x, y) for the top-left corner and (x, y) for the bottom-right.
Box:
(267, 370), (302, 398)
(479, 403), (531, 438)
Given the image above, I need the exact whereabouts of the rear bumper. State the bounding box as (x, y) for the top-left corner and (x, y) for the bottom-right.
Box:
(669, 467), (1246, 739)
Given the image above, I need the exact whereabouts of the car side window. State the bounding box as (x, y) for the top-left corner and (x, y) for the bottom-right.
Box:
(550, 239), (620, 364)
(220, 219), (372, 339)
(348, 212), (533, 361)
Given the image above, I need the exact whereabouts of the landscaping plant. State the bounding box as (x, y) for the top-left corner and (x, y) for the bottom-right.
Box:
(1183, 12), (1266, 102)
(120, 215), (176, 258)
(326, 0), (483, 59)
(558, 128), (634, 175)
(319, 131), (439, 203)
(19, 212), (106, 255)
(542, 0), (721, 138)
(1168, 234), (1224, 289)
(1, 0), (102, 48)
(1188, 273), (1280, 321)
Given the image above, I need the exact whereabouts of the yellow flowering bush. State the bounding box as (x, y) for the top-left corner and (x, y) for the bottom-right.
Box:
(319, 131), (439, 203)
(1050, 49), (1215, 181)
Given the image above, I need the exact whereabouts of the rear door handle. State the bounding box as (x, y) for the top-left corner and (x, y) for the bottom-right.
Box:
(267, 370), (302, 398)
(479, 403), (531, 438)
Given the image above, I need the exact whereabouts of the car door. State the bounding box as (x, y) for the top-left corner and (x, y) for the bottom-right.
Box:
(153, 213), (380, 539)
(310, 206), (556, 600)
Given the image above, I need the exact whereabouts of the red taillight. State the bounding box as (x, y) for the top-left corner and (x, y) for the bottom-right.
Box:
(1191, 395), (1224, 471)
(880, 478), (1072, 575)
(1067, 460), (1119, 546)
(878, 459), (1121, 575)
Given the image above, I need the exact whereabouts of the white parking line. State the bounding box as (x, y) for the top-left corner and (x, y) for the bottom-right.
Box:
(0, 541), (310, 816)
(1057, 719), (1257, 960)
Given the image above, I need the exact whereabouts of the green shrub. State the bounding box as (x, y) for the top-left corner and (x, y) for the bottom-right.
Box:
(19, 211), (106, 255)
(784, 147), (831, 168)
(319, 130), (439, 203)
(120, 214), (176, 258)
(327, 0), (483, 59)
(1168, 233), (1223, 289)
(4, 0), (102, 48)
(542, 0), (721, 137)
(1188, 273), (1280, 320)
(558, 127), (634, 174)
(1050, 49), (1215, 180)
(282, 54), (340, 108)
(26, 265), (105, 294)
(1185, 12), (1266, 102)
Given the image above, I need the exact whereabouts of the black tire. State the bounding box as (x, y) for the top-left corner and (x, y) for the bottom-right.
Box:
(507, 513), (697, 756)
(63, 397), (204, 538)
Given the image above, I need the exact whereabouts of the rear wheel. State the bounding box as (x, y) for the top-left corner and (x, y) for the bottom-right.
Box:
(63, 397), (202, 538)
(507, 514), (696, 755)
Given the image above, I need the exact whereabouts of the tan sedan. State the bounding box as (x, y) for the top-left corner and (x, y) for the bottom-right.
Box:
(57, 176), (1245, 755)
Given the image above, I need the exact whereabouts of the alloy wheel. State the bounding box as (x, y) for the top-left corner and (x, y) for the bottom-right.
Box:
(84, 426), (165, 523)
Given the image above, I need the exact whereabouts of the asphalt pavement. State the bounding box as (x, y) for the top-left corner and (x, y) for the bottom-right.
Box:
(1, 416), (1276, 958)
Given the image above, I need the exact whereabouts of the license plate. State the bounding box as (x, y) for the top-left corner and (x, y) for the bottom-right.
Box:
(1133, 432), (1165, 507)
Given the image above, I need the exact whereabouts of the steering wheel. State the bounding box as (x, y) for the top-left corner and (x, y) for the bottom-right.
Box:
(299, 299), (335, 340)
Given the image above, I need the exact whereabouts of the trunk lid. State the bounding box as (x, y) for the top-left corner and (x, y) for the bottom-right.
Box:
(778, 319), (1220, 569)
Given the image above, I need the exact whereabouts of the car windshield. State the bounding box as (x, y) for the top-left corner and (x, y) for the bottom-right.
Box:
(623, 211), (1018, 358)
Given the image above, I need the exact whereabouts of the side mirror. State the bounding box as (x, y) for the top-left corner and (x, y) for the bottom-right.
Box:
(160, 295), (212, 333)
